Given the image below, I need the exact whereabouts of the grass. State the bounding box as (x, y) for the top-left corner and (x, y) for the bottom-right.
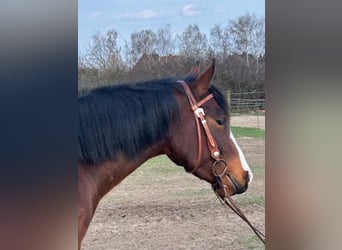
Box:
(235, 165), (265, 207)
(250, 165), (265, 179)
(239, 235), (265, 249)
(231, 126), (265, 138)
(172, 187), (213, 197)
(235, 194), (265, 207)
(134, 156), (183, 176)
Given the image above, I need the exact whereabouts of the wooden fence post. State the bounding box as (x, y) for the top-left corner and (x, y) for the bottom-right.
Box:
(225, 89), (231, 107)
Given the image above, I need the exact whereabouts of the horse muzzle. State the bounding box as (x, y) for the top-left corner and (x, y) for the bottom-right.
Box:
(213, 171), (249, 197)
(228, 172), (249, 194)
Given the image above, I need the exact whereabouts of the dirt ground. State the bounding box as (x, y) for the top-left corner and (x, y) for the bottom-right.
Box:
(82, 115), (265, 250)
(230, 114), (265, 130)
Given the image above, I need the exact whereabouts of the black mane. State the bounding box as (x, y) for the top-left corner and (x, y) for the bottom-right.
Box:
(79, 77), (182, 165)
(78, 75), (228, 165)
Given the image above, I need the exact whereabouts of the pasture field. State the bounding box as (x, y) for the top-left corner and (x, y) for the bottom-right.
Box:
(231, 126), (265, 139)
(82, 115), (265, 250)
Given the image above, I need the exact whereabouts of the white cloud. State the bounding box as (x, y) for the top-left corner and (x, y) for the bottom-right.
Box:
(116, 9), (157, 20)
(89, 11), (100, 19)
(137, 9), (157, 19)
(182, 4), (199, 16)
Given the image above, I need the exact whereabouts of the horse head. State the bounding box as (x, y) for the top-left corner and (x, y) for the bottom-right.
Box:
(167, 59), (252, 197)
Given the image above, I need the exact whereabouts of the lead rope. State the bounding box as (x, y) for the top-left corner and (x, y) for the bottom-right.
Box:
(213, 185), (266, 244)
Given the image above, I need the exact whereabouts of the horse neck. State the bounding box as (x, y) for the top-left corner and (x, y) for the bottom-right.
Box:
(80, 140), (168, 199)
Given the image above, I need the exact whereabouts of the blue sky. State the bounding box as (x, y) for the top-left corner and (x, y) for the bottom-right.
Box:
(78, 0), (264, 54)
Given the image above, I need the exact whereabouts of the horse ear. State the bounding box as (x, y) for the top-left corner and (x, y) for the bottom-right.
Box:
(192, 59), (216, 95)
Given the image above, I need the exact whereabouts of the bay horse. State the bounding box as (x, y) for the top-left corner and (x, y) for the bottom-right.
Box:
(78, 60), (253, 249)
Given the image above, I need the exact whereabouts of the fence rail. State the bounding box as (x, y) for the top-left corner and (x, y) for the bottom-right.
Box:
(219, 89), (265, 113)
(230, 97), (265, 112)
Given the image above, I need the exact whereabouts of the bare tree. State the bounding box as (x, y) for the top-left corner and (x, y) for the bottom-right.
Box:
(177, 24), (208, 63)
(130, 29), (158, 64)
(209, 24), (232, 60)
(155, 24), (175, 56)
(251, 17), (265, 74)
(229, 12), (258, 67)
(78, 14), (265, 94)
(84, 30), (123, 71)
(78, 29), (127, 89)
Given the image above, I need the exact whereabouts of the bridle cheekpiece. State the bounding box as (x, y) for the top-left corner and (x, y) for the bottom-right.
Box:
(178, 81), (230, 192)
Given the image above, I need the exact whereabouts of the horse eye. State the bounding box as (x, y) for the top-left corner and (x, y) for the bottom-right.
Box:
(216, 118), (226, 126)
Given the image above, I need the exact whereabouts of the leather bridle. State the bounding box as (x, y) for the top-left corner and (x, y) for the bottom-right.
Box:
(178, 80), (266, 244)
(178, 80), (233, 193)
(178, 81), (221, 171)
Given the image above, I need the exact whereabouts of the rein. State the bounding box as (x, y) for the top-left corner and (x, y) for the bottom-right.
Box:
(212, 168), (266, 244)
(178, 80), (266, 245)
(215, 191), (266, 244)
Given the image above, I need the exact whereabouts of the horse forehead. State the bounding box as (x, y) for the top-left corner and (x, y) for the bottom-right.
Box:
(229, 129), (253, 183)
